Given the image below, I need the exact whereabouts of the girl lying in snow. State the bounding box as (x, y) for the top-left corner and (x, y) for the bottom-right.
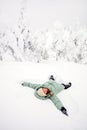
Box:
(22, 75), (72, 116)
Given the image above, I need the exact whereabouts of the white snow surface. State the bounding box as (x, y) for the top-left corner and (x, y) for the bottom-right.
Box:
(0, 61), (87, 130)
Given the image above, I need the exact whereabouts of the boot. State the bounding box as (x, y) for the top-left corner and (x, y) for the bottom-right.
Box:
(49, 75), (55, 80)
(62, 82), (72, 89)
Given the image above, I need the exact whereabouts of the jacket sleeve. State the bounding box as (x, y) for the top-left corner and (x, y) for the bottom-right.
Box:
(49, 95), (63, 110)
(22, 82), (41, 89)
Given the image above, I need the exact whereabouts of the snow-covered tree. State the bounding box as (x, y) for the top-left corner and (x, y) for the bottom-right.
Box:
(0, 0), (87, 64)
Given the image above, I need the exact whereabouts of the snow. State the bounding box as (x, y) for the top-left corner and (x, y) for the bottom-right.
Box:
(0, 61), (87, 130)
(0, 21), (87, 64)
(0, 1), (87, 129)
(0, 0), (87, 64)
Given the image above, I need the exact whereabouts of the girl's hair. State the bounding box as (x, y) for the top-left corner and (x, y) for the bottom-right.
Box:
(47, 90), (54, 96)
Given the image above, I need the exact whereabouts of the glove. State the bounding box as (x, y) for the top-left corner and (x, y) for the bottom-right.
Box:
(21, 82), (26, 86)
(22, 83), (24, 86)
(61, 107), (68, 116)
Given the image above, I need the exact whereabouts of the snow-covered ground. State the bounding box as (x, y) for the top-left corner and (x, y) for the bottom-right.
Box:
(0, 61), (87, 130)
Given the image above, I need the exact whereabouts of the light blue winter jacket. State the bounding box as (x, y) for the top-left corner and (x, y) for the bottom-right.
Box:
(22, 80), (64, 110)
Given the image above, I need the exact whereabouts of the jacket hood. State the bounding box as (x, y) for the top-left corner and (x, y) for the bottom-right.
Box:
(34, 80), (63, 100)
(34, 80), (56, 100)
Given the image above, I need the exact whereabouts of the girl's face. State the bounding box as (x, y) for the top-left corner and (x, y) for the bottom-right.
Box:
(42, 88), (50, 94)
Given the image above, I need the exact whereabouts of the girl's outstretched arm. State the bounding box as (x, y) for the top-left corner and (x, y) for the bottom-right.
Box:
(22, 82), (41, 89)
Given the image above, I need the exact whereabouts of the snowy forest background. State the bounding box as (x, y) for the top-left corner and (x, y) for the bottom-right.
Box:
(0, 0), (87, 64)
